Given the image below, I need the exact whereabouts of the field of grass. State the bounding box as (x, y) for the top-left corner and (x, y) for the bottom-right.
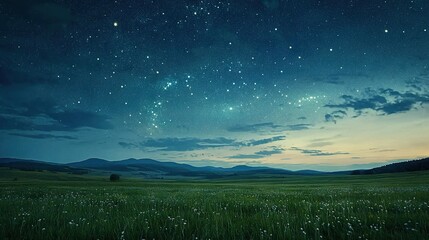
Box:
(1, 169), (429, 239)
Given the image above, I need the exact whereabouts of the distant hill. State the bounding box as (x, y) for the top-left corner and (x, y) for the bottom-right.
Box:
(352, 158), (429, 175)
(0, 158), (88, 175)
(1, 157), (428, 179)
(66, 158), (300, 178)
(67, 158), (110, 168)
(1, 157), (315, 179)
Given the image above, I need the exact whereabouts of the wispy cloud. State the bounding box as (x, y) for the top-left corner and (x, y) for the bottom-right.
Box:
(369, 148), (397, 153)
(306, 141), (333, 148)
(290, 147), (349, 156)
(228, 154), (265, 159)
(325, 88), (429, 119)
(9, 133), (77, 140)
(285, 124), (313, 131)
(227, 122), (282, 132)
(325, 94), (387, 111)
(255, 147), (284, 156)
(139, 137), (236, 151)
(228, 147), (284, 159)
(227, 122), (312, 133)
(0, 99), (113, 131)
(243, 136), (286, 146)
(118, 142), (140, 149)
(120, 136), (287, 152)
(324, 110), (347, 124)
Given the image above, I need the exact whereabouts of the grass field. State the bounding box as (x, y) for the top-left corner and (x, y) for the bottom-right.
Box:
(1, 169), (429, 239)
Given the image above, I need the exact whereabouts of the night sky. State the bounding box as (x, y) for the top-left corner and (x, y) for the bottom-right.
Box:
(1, 0), (428, 170)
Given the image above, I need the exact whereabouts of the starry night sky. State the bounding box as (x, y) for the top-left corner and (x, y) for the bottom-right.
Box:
(0, 0), (428, 170)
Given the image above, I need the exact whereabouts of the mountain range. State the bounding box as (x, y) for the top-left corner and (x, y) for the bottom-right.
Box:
(0, 157), (428, 179)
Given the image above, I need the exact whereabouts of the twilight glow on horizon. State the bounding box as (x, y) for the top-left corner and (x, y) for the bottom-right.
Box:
(0, 0), (428, 171)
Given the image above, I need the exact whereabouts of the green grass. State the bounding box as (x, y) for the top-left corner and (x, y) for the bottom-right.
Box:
(1, 169), (429, 239)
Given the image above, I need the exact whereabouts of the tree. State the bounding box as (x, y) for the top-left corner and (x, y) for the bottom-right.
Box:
(110, 174), (120, 181)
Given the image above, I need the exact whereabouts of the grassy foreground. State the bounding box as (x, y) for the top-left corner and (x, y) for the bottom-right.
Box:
(0, 170), (429, 239)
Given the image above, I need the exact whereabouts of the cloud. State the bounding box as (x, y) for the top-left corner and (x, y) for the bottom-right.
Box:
(243, 136), (286, 146)
(325, 110), (347, 124)
(118, 142), (140, 149)
(325, 94), (387, 111)
(228, 154), (265, 159)
(120, 136), (287, 152)
(227, 122), (282, 132)
(324, 114), (336, 124)
(312, 73), (370, 85)
(0, 98), (113, 131)
(228, 147), (284, 159)
(290, 147), (349, 156)
(138, 137), (237, 151)
(325, 73), (370, 85)
(0, 114), (64, 132)
(227, 122), (311, 133)
(377, 88), (429, 114)
(306, 141), (333, 148)
(49, 110), (113, 130)
(369, 148), (397, 153)
(406, 79), (424, 91)
(284, 124), (312, 131)
(379, 100), (416, 114)
(255, 147), (284, 156)
(325, 88), (429, 117)
(0, 111), (113, 132)
(9, 133), (76, 140)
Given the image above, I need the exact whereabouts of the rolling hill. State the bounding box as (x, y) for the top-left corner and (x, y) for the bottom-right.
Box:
(0, 158), (88, 174)
(351, 157), (429, 175)
(0, 157), (305, 178)
(1, 157), (428, 179)
(66, 158), (299, 178)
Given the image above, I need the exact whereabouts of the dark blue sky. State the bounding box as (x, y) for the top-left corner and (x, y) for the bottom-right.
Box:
(0, 0), (428, 170)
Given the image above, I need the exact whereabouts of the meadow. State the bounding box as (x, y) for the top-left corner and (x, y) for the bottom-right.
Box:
(0, 169), (429, 239)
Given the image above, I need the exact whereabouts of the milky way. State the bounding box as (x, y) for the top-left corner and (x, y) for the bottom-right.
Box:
(0, 0), (428, 170)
